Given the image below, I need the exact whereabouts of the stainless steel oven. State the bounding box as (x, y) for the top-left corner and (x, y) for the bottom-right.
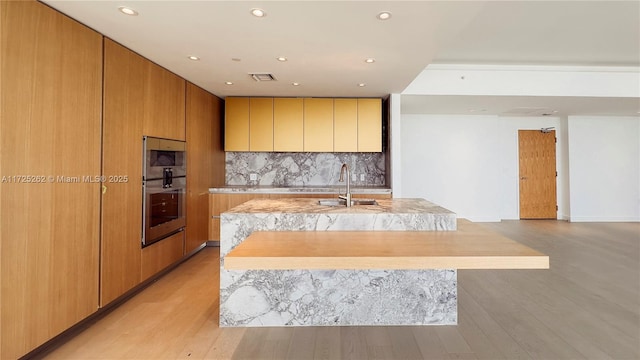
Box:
(142, 136), (186, 247)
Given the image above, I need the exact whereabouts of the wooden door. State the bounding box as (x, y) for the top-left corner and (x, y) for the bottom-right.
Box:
(357, 98), (382, 152)
(225, 97), (250, 151)
(1, 2), (102, 358)
(142, 61), (186, 140)
(273, 98), (304, 151)
(303, 98), (334, 152)
(518, 130), (557, 219)
(186, 83), (222, 253)
(249, 98), (274, 151)
(334, 99), (358, 152)
(101, 39), (144, 306)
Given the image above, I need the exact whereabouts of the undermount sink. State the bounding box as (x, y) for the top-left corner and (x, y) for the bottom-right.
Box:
(317, 199), (378, 207)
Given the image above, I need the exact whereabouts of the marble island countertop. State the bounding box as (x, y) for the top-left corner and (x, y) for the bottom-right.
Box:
(209, 185), (391, 194)
(225, 197), (454, 215)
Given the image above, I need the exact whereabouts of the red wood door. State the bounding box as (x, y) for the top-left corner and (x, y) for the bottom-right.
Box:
(518, 130), (557, 219)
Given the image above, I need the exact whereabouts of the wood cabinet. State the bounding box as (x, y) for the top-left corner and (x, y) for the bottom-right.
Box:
(141, 232), (185, 281)
(225, 97), (250, 151)
(357, 98), (382, 152)
(333, 99), (358, 152)
(1, 2), (103, 358)
(101, 39), (144, 306)
(185, 83), (224, 254)
(304, 98), (334, 152)
(142, 62), (186, 140)
(274, 98), (304, 151)
(249, 98), (274, 151)
(225, 97), (381, 153)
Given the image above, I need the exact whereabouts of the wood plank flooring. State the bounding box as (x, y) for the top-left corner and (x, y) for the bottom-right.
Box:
(43, 221), (640, 360)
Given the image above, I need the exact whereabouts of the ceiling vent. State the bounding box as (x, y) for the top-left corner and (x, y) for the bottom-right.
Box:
(500, 107), (549, 116)
(250, 73), (277, 82)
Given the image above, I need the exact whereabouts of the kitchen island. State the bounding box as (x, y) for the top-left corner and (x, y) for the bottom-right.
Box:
(219, 197), (459, 326)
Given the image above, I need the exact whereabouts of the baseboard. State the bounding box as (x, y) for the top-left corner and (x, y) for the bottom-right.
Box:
(568, 216), (640, 222)
(206, 240), (220, 247)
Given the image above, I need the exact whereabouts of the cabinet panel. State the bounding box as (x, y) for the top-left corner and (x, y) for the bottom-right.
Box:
(249, 98), (274, 151)
(357, 99), (382, 152)
(333, 99), (358, 152)
(304, 98), (334, 152)
(142, 62), (186, 140)
(186, 83), (222, 253)
(141, 231), (185, 281)
(225, 97), (250, 151)
(1, 2), (102, 358)
(101, 39), (144, 306)
(274, 98), (304, 151)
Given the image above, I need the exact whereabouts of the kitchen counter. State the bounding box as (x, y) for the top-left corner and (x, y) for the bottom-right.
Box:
(219, 197), (458, 327)
(209, 185), (391, 195)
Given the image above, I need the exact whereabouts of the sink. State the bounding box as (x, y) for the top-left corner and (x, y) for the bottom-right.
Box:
(317, 199), (378, 206)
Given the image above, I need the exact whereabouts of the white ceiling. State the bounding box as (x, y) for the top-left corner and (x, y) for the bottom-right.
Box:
(42, 0), (640, 115)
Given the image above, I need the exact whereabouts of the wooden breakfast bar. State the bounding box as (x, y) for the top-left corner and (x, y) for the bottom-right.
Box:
(224, 219), (549, 270)
(219, 198), (548, 327)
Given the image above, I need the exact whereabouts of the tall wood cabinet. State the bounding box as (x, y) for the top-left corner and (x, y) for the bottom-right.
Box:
(101, 39), (145, 306)
(0, 2), (103, 358)
(185, 83), (224, 254)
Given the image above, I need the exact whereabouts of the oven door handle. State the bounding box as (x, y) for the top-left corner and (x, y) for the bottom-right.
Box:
(163, 168), (173, 188)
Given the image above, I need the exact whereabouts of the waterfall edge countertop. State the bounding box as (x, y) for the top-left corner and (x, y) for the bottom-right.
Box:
(209, 185), (391, 195)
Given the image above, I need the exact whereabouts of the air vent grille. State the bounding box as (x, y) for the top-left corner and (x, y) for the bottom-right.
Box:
(250, 73), (277, 82)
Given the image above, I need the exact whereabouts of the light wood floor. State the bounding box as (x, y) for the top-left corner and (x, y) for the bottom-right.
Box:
(43, 221), (640, 360)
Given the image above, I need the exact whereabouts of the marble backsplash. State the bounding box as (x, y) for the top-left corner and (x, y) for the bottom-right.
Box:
(226, 152), (386, 186)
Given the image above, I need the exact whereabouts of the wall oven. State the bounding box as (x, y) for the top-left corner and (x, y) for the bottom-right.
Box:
(142, 136), (186, 247)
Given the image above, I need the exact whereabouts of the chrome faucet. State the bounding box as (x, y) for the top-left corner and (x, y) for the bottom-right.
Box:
(338, 163), (351, 207)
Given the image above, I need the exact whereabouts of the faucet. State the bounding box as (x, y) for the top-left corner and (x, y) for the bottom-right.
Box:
(338, 163), (352, 207)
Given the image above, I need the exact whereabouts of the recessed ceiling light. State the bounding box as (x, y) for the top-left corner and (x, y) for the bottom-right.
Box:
(358, 83), (366, 87)
(118, 6), (138, 16)
(225, 81), (233, 85)
(251, 8), (266, 17)
(276, 57), (287, 62)
(365, 58), (376, 63)
(188, 56), (200, 61)
(377, 11), (391, 20)
(292, 82), (300, 86)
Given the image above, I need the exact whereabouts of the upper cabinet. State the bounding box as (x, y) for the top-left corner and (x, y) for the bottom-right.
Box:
(333, 99), (358, 152)
(274, 98), (304, 151)
(249, 98), (274, 151)
(225, 97), (250, 151)
(303, 98), (334, 152)
(142, 62), (186, 141)
(225, 97), (382, 152)
(357, 98), (382, 152)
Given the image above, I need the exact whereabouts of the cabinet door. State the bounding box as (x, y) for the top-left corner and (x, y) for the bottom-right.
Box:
(274, 98), (304, 151)
(186, 83), (222, 253)
(101, 39), (144, 306)
(1, 2), (102, 358)
(304, 98), (334, 152)
(142, 62), (186, 140)
(225, 97), (250, 151)
(333, 98), (358, 152)
(357, 98), (382, 152)
(249, 98), (274, 151)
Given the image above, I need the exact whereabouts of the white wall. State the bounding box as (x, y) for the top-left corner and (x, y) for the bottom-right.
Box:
(400, 114), (566, 221)
(567, 116), (640, 222)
